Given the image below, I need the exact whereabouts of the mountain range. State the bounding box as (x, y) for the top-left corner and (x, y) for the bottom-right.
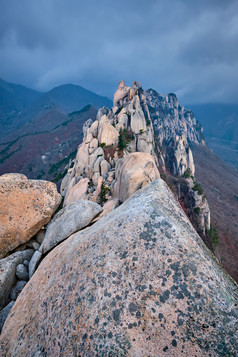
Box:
(0, 79), (112, 182)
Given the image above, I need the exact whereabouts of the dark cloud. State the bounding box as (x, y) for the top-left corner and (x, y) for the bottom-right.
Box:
(0, 0), (238, 104)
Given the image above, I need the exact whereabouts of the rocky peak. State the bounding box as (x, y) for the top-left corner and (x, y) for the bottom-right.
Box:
(60, 81), (210, 243)
(145, 88), (204, 146)
(61, 81), (159, 215)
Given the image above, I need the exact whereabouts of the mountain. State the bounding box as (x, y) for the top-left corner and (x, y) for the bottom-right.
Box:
(0, 79), (112, 140)
(37, 83), (112, 114)
(0, 79), (41, 136)
(188, 103), (238, 169)
(0, 79), (112, 182)
(0, 105), (98, 183)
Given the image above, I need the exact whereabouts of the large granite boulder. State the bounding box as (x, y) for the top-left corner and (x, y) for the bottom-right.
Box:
(1, 180), (237, 356)
(40, 200), (103, 254)
(0, 174), (61, 258)
(113, 152), (160, 202)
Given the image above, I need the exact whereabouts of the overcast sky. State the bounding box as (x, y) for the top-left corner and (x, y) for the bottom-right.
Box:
(1, 0), (238, 104)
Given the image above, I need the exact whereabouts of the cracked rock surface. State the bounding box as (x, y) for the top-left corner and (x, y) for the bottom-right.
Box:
(1, 179), (237, 356)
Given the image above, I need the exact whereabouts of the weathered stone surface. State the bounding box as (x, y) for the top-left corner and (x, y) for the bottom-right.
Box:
(40, 200), (103, 254)
(15, 264), (28, 281)
(98, 121), (118, 146)
(100, 159), (111, 178)
(0, 301), (14, 333)
(0, 249), (33, 310)
(64, 178), (89, 207)
(10, 280), (27, 301)
(113, 80), (130, 107)
(93, 198), (120, 222)
(35, 229), (46, 245)
(113, 152), (160, 202)
(0, 173), (61, 258)
(1, 180), (237, 356)
(28, 251), (42, 279)
(129, 95), (147, 134)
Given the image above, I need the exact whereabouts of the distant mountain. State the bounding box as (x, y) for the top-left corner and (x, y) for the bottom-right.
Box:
(0, 79), (112, 182)
(0, 79), (112, 140)
(0, 79), (42, 136)
(38, 84), (112, 113)
(188, 103), (238, 168)
(0, 105), (98, 183)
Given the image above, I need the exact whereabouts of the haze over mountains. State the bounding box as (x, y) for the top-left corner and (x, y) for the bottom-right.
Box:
(0, 78), (112, 138)
(0, 79), (112, 182)
(189, 103), (238, 169)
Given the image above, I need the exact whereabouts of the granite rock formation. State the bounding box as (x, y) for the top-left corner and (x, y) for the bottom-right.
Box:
(0, 173), (61, 259)
(62, 81), (210, 245)
(1, 180), (237, 356)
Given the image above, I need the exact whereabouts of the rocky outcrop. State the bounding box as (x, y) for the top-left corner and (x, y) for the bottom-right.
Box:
(171, 135), (195, 177)
(144, 88), (210, 240)
(145, 89), (204, 146)
(1, 180), (237, 356)
(62, 81), (158, 216)
(59, 81), (210, 250)
(40, 199), (102, 254)
(0, 173), (61, 258)
(113, 152), (160, 202)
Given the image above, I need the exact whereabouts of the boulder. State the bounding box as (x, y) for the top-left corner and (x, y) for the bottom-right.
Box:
(28, 251), (42, 279)
(15, 264), (28, 281)
(113, 152), (160, 202)
(91, 176), (103, 203)
(93, 198), (119, 222)
(60, 172), (71, 196)
(88, 120), (99, 137)
(74, 142), (89, 177)
(113, 80), (130, 107)
(64, 178), (89, 207)
(35, 229), (46, 245)
(89, 138), (99, 154)
(0, 174), (61, 258)
(0, 301), (14, 333)
(129, 95), (147, 134)
(40, 200), (103, 255)
(87, 147), (104, 178)
(10, 281), (27, 301)
(100, 159), (111, 178)
(0, 249), (33, 310)
(98, 121), (119, 146)
(1, 180), (237, 356)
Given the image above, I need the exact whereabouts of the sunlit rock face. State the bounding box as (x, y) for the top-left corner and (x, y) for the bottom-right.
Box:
(1, 180), (237, 356)
(0, 173), (61, 259)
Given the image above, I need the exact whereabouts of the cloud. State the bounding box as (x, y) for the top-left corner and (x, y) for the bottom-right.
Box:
(0, 0), (238, 104)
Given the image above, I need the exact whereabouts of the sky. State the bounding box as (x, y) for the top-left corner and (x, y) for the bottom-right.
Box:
(0, 0), (238, 104)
